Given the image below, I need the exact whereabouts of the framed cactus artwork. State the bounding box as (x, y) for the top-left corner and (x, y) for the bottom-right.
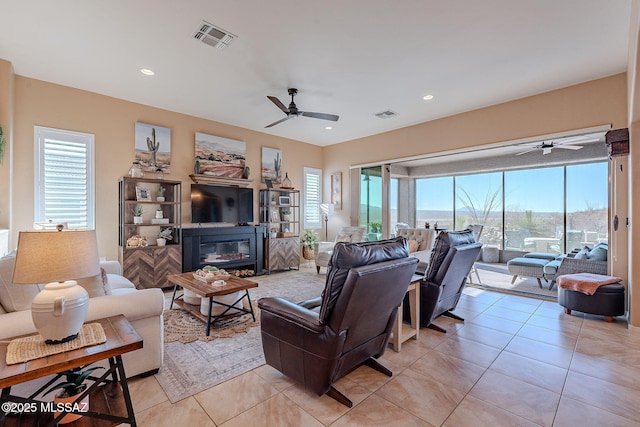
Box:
(261, 147), (282, 184)
(135, 122), (171, 173)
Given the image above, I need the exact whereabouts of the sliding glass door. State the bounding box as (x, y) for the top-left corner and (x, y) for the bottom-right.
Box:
(360, 166), (383, 241)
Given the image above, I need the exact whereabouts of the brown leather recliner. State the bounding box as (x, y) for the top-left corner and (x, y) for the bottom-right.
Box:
(258, 237), (418, 407)
(406, 229), (482, 332)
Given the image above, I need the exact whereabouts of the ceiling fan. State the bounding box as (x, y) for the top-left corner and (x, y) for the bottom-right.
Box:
(515, 138), (585, 156)
(265, 88), (339, 128)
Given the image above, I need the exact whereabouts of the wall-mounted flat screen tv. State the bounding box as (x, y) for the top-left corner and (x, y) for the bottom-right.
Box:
(191, 184), (253, 224)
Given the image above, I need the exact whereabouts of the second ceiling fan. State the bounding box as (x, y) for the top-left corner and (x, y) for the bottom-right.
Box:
(265, 88), (339, 128)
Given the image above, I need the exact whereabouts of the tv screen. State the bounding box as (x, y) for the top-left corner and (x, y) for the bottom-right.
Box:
(191, 184), (253, 224)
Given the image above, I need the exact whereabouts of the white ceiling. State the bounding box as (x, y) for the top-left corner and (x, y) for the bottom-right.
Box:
(0, 0), (631, 147)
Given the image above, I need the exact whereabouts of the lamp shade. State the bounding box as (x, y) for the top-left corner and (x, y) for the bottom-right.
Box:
(12, 229), (100, 284)
(12, 229), (99, 344)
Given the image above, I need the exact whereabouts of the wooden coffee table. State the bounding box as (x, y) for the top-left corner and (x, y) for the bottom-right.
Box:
(168, 272), (258, 336)
(0, 315), (141, 427)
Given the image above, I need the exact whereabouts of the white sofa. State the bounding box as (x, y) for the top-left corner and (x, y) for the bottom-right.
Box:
(0, 252), (164, 379)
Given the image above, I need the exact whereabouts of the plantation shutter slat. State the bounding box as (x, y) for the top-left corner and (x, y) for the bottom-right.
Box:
(304, 168), (322, 229)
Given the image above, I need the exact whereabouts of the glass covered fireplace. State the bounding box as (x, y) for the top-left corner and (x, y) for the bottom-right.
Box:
(182, 226), (265, 276)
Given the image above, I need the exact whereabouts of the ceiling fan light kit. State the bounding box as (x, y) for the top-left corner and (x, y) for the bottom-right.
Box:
(265, 88), (339, 128)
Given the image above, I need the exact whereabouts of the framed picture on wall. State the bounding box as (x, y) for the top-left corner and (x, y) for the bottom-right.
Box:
(262, 147), (282, 184)
(135, 122), (171, 174)
(331, 172), (342, 210)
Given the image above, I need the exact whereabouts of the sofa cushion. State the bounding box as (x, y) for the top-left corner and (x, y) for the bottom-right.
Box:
(335, 233), (353, 243)
(574, 247), (590, 259)
(588, 244), (608, 261)
(424, 229), (475, 282)
(407, 239), (420, 253)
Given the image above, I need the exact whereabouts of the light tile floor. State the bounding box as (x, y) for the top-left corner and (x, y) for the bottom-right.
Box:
(127, 288), (640, 426)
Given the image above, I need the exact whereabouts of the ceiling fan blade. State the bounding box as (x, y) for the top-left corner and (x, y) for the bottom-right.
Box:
(265, 115), (295, 128)
(515, 147), (538, 156)
(267, 96), (289, 114)
(300, 111), (339, 122)
(556, 144), (583, 150)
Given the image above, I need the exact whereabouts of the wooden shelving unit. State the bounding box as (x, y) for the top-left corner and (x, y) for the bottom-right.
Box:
(118, 177), (182, 288)
(260, 189), (300, 273)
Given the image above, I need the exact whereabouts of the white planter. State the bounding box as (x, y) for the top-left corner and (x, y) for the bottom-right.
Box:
(183, 289), (201, 305)
(157, 196), (165, 202)
(155, 210), (163, 219)
(200, 292), (243, 316)
(133, 216), (143, 224)
(156, 238), (166, 246)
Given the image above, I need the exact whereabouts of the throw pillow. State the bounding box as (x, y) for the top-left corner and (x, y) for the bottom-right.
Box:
(100, 267), (112, 295)
(574, 246), (590, 259)
(588, 244), (608, 261)
(335, 233), (352, 243)
(76, 268), (110, 298)
(408, 239), (420, 253)
(0, 251), (42, 313)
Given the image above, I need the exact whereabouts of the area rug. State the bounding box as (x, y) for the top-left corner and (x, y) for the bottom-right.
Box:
(155, 267), (326, 403)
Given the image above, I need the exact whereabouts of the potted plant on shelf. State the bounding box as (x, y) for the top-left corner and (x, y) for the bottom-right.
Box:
(301, 229), (319, 260)
(44, 366), (103, 424)
(132, 205), (144, 224)
(281, 208), (291, 222)
(157, 227), (172, 246)
(157, 186), (166, 202)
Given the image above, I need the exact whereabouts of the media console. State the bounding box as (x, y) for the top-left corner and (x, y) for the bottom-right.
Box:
(182, 225), (266, 276)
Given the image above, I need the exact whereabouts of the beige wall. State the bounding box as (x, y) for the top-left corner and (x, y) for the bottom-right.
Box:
(10, 76), (322, 260)
(0, 59), (13, 230)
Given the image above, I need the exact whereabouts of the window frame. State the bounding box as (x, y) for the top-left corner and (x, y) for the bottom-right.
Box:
(34, 126), (96, 229)
(303, 167), (322, 230)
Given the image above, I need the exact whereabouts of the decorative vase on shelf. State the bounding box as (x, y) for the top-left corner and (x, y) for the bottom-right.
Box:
(281, 172), (292, 188)
(155, 209), (163, 219)
(156, 238), (166, 247)
(133, 216), (143, 224)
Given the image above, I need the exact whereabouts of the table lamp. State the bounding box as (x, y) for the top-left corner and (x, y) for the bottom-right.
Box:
(12, 228), (99, 344)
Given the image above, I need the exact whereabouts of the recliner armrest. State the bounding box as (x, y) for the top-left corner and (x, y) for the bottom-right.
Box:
(258, 297), (324, 332)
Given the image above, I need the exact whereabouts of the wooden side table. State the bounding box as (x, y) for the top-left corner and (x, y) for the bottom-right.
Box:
(0, 315), (142, 427)
(391, 274), (421, 352)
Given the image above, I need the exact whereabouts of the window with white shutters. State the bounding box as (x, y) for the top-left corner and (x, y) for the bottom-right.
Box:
(34, 126), (95, 229)
(303, 167), (322, 229)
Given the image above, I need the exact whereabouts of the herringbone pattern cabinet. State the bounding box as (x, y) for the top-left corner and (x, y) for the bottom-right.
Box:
(119, 177), (182, 288)
(122, 246), (182, 289)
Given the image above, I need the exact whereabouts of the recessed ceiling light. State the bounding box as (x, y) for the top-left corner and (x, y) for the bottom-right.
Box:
(140, 68), (155, 76)
(423, 94), (434, 100)
(325, 126), (333, 130)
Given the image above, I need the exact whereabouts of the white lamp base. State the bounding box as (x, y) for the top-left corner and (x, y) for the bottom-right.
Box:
(31, 280), (89, 345)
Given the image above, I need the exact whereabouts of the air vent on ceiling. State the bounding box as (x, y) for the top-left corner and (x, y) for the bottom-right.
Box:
(375, 110), (398, 119)
(192, 21), (237, 50)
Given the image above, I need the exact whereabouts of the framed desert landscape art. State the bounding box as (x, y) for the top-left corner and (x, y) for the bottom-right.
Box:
(135, 122), (171, 173)
(261, 147), (282, 184)
(195, 133), (246, 178)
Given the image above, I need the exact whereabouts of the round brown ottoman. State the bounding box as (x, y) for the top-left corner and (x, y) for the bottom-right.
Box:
(558, 283), (625, 322)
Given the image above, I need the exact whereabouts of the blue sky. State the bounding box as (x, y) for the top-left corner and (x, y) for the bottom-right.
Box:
(370, 162), (608, 213)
